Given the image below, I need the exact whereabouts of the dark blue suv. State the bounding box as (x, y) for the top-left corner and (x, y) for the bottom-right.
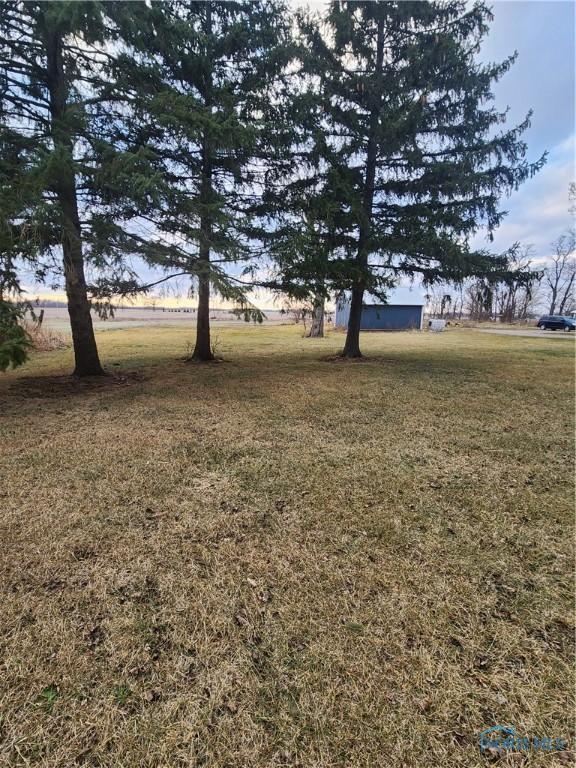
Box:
(537, 315), (576, 331)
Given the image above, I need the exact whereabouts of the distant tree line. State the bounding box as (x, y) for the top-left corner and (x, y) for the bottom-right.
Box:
(1, 1), (546, 374)
(426, 190), (576, 322)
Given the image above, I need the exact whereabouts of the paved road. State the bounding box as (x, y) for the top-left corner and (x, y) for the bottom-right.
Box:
(479, 328), (575, 340)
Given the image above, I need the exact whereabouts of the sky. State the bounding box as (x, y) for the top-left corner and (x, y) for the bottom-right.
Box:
(25, 0), (576, 308)
(469, 0), (575, 265)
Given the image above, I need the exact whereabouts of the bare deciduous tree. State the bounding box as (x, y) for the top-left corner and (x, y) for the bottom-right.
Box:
(545, 230), (576, 315)
(281, 300), (311, 334)
(495, 246), (538, 323)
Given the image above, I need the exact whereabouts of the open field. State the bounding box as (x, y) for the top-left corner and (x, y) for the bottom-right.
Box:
(36, 306), (288, 334)
(0, 326), (574, 767)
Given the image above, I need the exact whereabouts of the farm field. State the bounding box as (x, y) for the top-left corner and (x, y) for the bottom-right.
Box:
(0, 326), (574, 767)
(34, 306), (288, 334)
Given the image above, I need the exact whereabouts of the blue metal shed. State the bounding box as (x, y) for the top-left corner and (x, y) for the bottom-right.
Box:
(334, 287), (425, 331)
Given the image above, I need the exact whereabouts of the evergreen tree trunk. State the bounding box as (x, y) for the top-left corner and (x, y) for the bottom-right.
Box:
(341, 15), (385, 359)
(308, 294), (325, 338)
(46, 24), (103, 377)
(342, 284), (364, 357)
(191, 141), (213, 361)
(191, 3), (215, 362)
(192, 266), (213, 360)
(62, 215), (103, 376)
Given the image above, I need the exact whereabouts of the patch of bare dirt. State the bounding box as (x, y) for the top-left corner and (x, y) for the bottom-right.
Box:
(8, 370), (147, 399)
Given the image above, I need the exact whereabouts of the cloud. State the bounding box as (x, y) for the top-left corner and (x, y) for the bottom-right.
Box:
(471, 132), (575, 264)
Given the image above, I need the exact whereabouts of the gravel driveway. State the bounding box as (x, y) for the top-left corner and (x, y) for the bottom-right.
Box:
(479, 328), (575, 339)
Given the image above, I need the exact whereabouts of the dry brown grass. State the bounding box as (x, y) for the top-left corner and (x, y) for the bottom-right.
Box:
(0, 325), (574, 767)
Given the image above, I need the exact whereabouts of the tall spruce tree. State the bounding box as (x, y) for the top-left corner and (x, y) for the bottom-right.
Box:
(258, 65), (347, 340)
(270, 1), (545, 357)
(118, 0), (290, 361)
(0, 1), (170, 375)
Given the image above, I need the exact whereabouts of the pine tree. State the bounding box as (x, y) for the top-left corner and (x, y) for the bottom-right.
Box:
(259, 79), (345, 340)
(0, 2), (168, 375)
(120, 0), (290, 361)
(0, 126), (36, 371)
(271, 1), (545, 357)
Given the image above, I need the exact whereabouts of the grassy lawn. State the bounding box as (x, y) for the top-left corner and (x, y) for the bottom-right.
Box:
(0, 325), (573, 767)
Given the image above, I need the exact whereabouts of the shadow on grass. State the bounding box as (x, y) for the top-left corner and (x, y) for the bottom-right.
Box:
(3, 331), (566, 411)
(6, 370), (147, 400)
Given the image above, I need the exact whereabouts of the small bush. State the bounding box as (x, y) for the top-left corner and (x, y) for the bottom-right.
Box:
(23, 321), (69, 353)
